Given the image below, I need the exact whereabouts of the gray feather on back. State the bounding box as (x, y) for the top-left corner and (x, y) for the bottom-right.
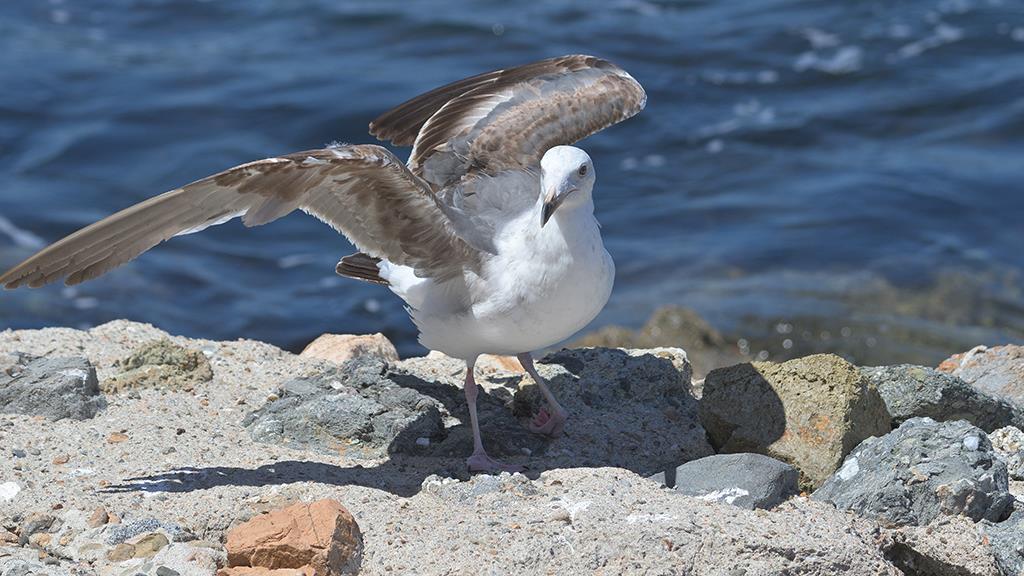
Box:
(436, 169), (541, 254)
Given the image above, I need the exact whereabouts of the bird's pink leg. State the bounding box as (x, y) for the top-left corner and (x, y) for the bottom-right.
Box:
(463, 358), (525, 474)
(517, 353), (568, 438)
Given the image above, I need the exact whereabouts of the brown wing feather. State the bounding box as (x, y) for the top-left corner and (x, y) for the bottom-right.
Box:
(368, 54), (646, 188)
(0, 145), (478, 289)
(369, 68), (507, 146)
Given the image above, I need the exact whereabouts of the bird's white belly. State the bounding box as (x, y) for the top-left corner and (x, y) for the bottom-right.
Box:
(412, 211), (614, 359)
(475, 248), (614, 355)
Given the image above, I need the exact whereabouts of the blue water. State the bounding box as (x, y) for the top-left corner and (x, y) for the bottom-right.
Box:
(1, 0), (1023, 363)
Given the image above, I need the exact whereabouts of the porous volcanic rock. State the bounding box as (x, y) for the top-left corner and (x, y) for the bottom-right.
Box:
(813, 418), (1013, 526)
(103, 338), (213, 392)
(408, 467), (901, 575)
(700, 354), (891, 488)
(243, 356), (444, 457)
(886, 515), (1003, 576)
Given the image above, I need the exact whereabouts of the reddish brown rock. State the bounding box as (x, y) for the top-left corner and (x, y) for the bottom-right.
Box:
(300, 333), (398, 365)
(107, 431), (129, 443)
(87, 506), (110, 528)
(219, 568), (313, 576)
(221, 499), (361, 576)
(476, 354), (526, 374)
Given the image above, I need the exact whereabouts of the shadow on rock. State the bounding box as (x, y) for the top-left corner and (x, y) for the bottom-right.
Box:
(103, 347), (713, 496)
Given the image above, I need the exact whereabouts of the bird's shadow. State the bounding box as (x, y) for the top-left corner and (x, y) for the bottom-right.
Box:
(103, 458), (437, 498)
(100, 349), (787, 498)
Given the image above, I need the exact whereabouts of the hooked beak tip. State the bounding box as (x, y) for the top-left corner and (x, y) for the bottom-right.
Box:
(540, 186), (577, 227)
(541, 202), (555, 227)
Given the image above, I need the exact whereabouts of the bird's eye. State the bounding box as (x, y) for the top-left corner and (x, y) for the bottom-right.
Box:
(577, 164), (588, 177)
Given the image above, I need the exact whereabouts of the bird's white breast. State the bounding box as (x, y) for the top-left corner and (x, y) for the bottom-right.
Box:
(411, 204), (614, 359)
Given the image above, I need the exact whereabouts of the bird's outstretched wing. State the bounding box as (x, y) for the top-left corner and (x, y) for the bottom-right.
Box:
(369, 54), (647, 188)
(0, 145), (479, 288)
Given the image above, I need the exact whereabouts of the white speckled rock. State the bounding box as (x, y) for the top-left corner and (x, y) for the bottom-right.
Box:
(0, 481), (19, 503)
(989, 425), (1024, 480)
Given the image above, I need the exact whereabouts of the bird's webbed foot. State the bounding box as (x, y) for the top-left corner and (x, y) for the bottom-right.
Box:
(528, 406), (568, 438)
(466, 452), (526, 474)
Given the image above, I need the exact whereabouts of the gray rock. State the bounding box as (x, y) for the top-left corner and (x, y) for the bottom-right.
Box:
(0, 356), (104, 420)
(243, 356), (444, 457)
(106, 518), (183, 545)
(939, 345), (1024, 409)
(813, 418), (1014, 526)
(988, 426), (1024, 481)
(650, 453), (799, 510)
(863, 364), (1024, 432)
(985, 504), (1024, 576)
(3, 561), (36, 576)
(17, 513), (55, 546)
(0, 548), (69, 576)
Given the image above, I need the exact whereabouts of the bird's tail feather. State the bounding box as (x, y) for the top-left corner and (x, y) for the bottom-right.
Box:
(336, 252), (388, 285)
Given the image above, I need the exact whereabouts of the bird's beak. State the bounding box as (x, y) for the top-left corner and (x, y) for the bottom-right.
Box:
(541, 183), (578, 227)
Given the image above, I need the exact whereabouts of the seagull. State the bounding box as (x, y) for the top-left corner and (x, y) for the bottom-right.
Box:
(0, 54), (646, 473)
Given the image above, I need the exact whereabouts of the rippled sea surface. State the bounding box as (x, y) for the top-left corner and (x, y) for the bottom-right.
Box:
(1, 0), (1022, 364)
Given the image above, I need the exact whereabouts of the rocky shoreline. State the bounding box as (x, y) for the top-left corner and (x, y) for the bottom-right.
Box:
(1, 320), (1023, 575)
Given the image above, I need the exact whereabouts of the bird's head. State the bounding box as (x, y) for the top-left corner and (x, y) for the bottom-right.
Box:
(540, 146), (595, 227)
